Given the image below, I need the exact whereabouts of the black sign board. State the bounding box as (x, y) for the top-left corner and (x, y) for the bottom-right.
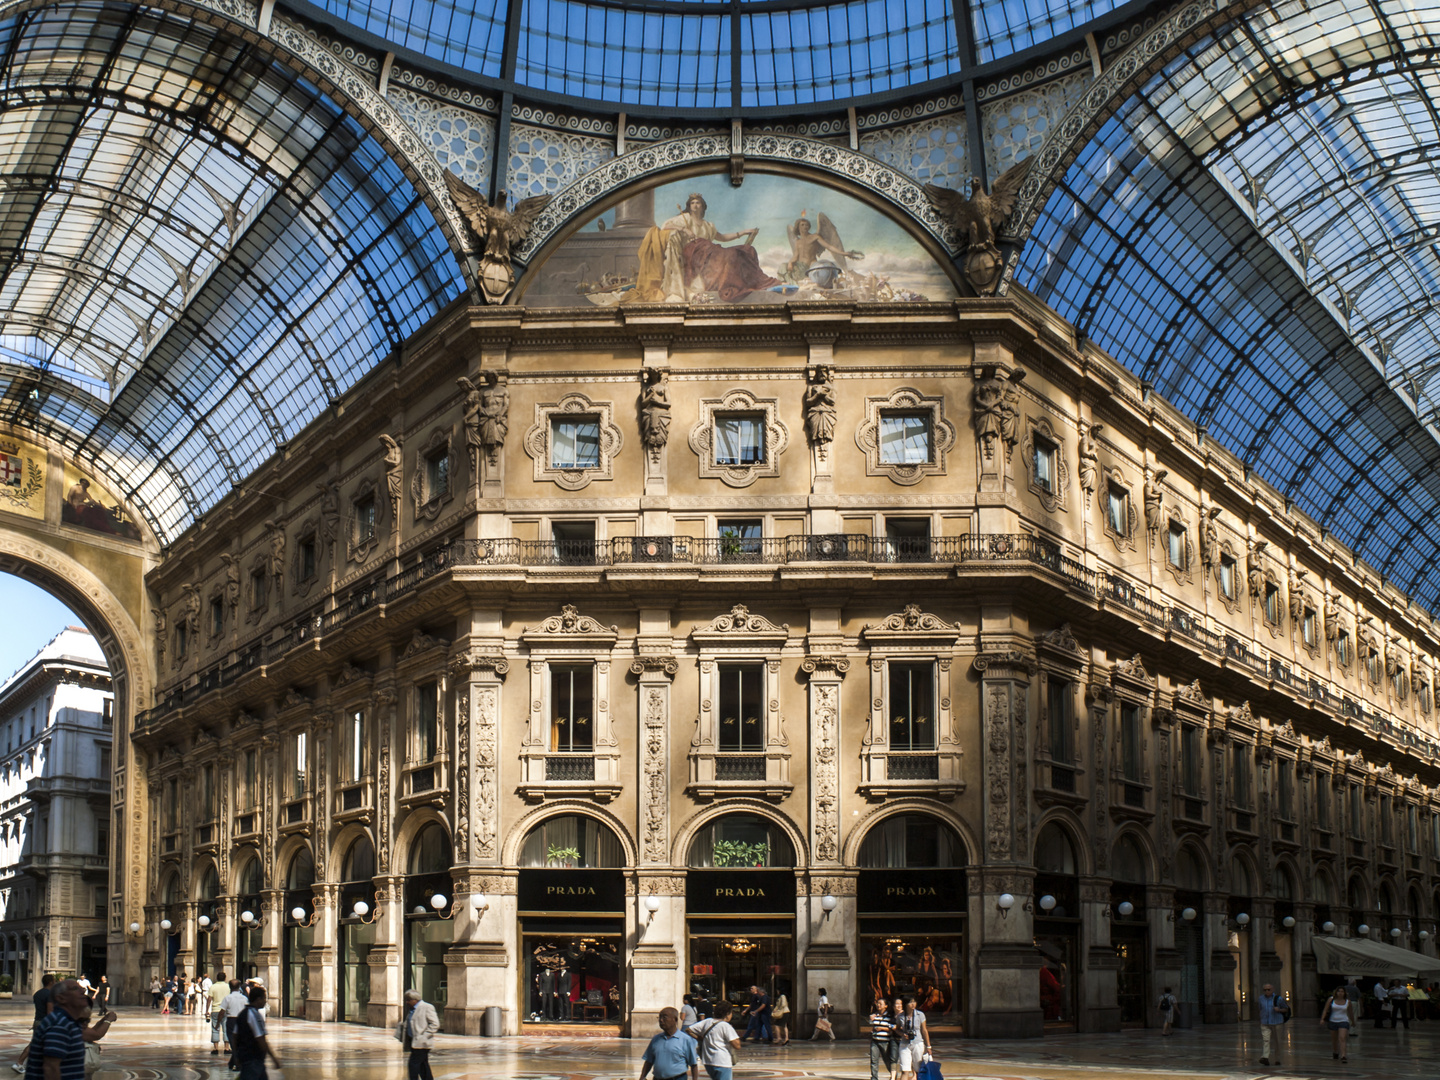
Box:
(686, 870), (796, 915)
(857, 869), (967, 914)
(518, 869), (625, 914)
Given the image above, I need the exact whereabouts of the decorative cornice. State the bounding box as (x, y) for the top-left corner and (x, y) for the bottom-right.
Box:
(629, 654), (679, 677)
(449, 651), (510, 677)
(800, 654), (851, 676)
(973, 649), (1038, 676)
(522, 604), (619, 644)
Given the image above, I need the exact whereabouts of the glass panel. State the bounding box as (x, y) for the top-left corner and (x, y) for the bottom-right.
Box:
(879, 414), (932, 464)
(889, 662), (936, 750)
(1047, 676), (1071, 764)
(1034, 442), (1054, 491)
(1167, 525), (1185, 567)
(1036, 933), (1077, 1027)
(525, 932), (624, 1023)
(862, 935), (962, 1023)
(1120, 704), (1141, 782)
(407, 918), (452, 1008)
(1182, 726), (1202, 795)
(718, 664), (765, 751)
(714, 416), (765, 465)
(519, 815), (625, 868)
(551, 419), (601, 468)
(415, 682), (438, 763)
(1107, 489), (1127, 535)
(339, 921), (374, 1023)
(857, 814), (963, 868)
(688, 814), (796, 867)
(551, 665), (595, 751)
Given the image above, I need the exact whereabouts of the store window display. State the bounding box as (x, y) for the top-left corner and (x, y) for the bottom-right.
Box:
(857, 813), (965, 1028)
(1033, 823), (1080, 1030)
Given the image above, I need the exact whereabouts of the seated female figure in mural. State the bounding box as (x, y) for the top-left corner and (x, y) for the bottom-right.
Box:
(629, 193), (778, 303)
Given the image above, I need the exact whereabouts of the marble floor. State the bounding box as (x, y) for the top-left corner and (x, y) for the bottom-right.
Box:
(3, 1007), (1439, 1080)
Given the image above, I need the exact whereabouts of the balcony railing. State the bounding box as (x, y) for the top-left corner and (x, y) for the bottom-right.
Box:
(714, 754), (766, 781)
(545, 754), (596, 781)
(886, 752), (940, 780)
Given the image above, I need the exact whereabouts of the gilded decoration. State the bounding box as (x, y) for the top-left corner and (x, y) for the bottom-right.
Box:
(522, 392), (623, 491)
(687, 388), (789, 489)
(854, 386), (956, 486)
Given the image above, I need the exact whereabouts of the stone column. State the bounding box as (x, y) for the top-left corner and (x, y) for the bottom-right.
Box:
(972, 648), (1042, 1037)
(1293, 901), (1317, 1017)
(801, 653), (853, 1036)
(176, 900), (197, 977)
(1203, 891), (1237, 1023)
(257, 888), (283, 997)
(629, 649), (681, 1026)
(367, 874), (404, 1028)
(306, 884), (339, 1022)
(1148, 884), (1181, 1027)
(1079, 876), (1118, 1032)
(1253, 897), (1281, 1013)
(214, 897), (236, 975)
(445, 647), (512, 1033)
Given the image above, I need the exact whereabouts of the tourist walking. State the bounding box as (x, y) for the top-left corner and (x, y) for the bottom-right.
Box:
(770, 994), (791, 1044)
(741, 986), (770, 1043)
(11, 973), (55, 1074)
(868, 996), (895, 1080)
(895, 997), (931, 1080)
(811, 987), (835, 1040)
(230, 984), (280, 1080)
(93, 977), (109, 1012)
(1159, 986), (1177, 1036)
(637, 1006), (699, 1080)
(148, 976), (161, 1010)
(1387, 979), (1411, 1028)
(208, 971), (230, 1056)
(222, 979), (248, 1068)
(685, 999), (741, 1080)
(23, 979), (111, 1080)
(1372, 978), (1389, 1028)
(1322, 985), (1356, 1063)
(396, 990), (440, 1080)
(1256, 981), (1290, 1066)
(681, 995), (699, 1028)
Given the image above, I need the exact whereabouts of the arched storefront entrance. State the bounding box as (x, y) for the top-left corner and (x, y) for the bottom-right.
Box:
(856, 812), (965, 1030)
(404, 824), (453, 1010)
(195, 866), (220, 980)
(337, 836), (377, 1023)
(685, 814), (797, 1017)
(283, 848), (315, 1017)
(1033, 823), (1080, 1031)
(516, 814), (626, 1026)
(1110, 835), (1150, 1027)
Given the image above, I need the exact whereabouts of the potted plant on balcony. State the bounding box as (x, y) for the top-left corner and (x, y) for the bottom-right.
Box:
(0, 973), (13, 998)
(546, 844), (581, 869)
(712, 840), (769, 868)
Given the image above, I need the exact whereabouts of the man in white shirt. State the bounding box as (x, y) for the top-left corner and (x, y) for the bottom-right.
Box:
(685, 1000), (741, 1080)
(222, 979), (248, 1069)
(1373, 980), (1389, 1029)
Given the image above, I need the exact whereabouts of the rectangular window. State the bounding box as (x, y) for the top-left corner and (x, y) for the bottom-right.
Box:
(1337, 630), (1352, 666)
(415, 682), (438, 763)
(551, 665), (594, 752)
(718, 519), (763, 558)
(250, 568), (268, 610)
(1350, 783), (1363, 837)
(94, 885), (106, 918)
(1381, 795), (1393, 845)
(98, 747), (111, 781)
(425, 450), (449, 499)
(1167, 522), (1186, 568)
(165, 777), (178, 832)
(210, 597), (224, 638)
(1032, 437), (1056, 492)
(1368, 653), (1382, 685)
(1432, 812), (1440, 855)
(347, 710), (366, 782)
(1181, 725), (1202, 797)
(1407, 804), (1419, 852)
(889, 661), (936, 751)
(879, 413), (932, 464)
(1219, 554), (1237, 598)
(290, 732), (307, 798)
(1264, 583), (1281, 624)
(241, 748), (257, 809)
(1120, 703), (1142, 782)
(356, 495), (377, 542)
(1232, 743), (1253, 810)
(102, 698), (113, 726)
(1047, 676), (1072, 765)
(1106, 485), (1129, 536)
(551, 418), (601, 468)
(1277, 759), (1294, 820)
(713, 415), (765, 466)
(175, 622), (189, 659)
(201, 764), (215, 819)
(1302, 608), (1318, 648)
(299, 535), (317, 581)
(718, 663), (764, 752)
(1315, 774), (1331, 830)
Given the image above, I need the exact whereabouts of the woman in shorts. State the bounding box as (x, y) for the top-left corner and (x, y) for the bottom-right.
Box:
(1321, 985), (1356, 1063)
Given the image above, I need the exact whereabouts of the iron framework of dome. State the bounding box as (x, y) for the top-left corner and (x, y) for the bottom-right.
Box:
(4, 0), (1440, 615)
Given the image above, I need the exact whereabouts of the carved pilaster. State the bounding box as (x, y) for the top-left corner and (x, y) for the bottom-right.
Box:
(450, 652), (508, 865)
(802, 655), (849, 865)
(630, 655), (678, 864)
(1086, 682), (1115, 873)
(974, 649), (1037, 863)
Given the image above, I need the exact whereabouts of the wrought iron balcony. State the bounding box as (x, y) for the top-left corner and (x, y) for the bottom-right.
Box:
(545, 754), (596, 781)
(886, 752), (940, 780)
(714, 753), (766, 781)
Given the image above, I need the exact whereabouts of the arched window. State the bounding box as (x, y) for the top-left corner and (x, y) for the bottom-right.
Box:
(342, 837), (375, 884)
(1274, 865), (1295, 901)
(1034, 823), (1078, 875)
(1229, 856), (1254, 897)
(1175, 847), (1206, 891)
(1347, 876), (1368, 911)
(287, 848), (315, 891)
(161, 872), (182, 906)
(237, 856), (263, 897)
(1312, 870), (1334, 906)
(858, 814), (963, 868)
(687, 814), (795, 868)
(519, 815), (625, 868)
(1111, 835), (1148, 884)
(1380, 883), (1397, 916)
(408, 824), (453, 876)
(198, 866), (220, 901)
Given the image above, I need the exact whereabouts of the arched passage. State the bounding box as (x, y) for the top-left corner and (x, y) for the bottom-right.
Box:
(1034, 821), (1081, 1030)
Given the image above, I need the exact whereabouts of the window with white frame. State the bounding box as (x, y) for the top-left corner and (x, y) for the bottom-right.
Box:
(879, 413), (932, 464)
(551, 417), (601, 469)
(288, 732), (307, 798)
(1303, 607), (1319, 648)
(1106, 484), (1130, 537)
(718, 663), (765, 751)
(345, 709), (366, 782)
(1032, 435), (1057, 493)
(550, 665), (594, 752)
(1219, 553), (1237, 599)
(889, 661), (936, 751)
(1167, 522), (1186, 568)
(714, 414), (766, 466)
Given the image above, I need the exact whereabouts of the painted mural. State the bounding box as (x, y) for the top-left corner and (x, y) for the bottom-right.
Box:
(0, 436), (45, 520)
(523, 172), (957, 307)
(62, 462), (142, 540)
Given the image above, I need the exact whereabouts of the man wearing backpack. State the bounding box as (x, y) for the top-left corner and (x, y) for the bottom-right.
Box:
(685, 1000), (741, 1080)
(230, 984), (281, 1080)
(1256, 982), (1290, 1066)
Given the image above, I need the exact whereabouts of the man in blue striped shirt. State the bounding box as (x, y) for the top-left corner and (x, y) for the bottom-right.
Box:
(25, 980), (89, 1080)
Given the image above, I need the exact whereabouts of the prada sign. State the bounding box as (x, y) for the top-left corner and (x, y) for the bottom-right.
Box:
(518, 869), (624, 914)
(858, 869), (967, 914)
(687, 870), (796, 915)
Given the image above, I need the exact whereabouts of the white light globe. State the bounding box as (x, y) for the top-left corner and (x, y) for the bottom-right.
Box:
(1391, 927), (1402, 938)
(1181, 907), (1197, 921)
(1235, 912), (1250, 926)
(1040, 894), (1057, 912)
(471, 894), (488, 912)
(430, 893), (448, 910)
(1421, 930), (1430, 941)
(1282, 916), (1296, 928)
(645, 896), (662, 913)
(1322, 920), (1336, 933)
(1117, 901), (1135, 917)
(352, 900), (370, 918)
(1358, 923), (1370, 935)
(821, 894), (838, 913)
(198, 915), (211, 929)
(291, 907), (306, 922)
(997, 893), (1015, 910)
(159, 919), (172, 931)
(413, 905), (428, 915)
(240, 910), (255, 925)
(128, 922), (141, 934)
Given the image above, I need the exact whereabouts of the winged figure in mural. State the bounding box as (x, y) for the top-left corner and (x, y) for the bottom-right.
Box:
(444, 170), (552, 304)
(785, 211), (863, 286)
(923, 158), (1032, 296)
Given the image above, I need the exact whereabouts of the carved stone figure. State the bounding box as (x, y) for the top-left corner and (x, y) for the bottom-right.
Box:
(181, 583), (201, 638)
(1289, 568), (1308, 623)
(1246, 538), (1268, 597)
(479, 371), (509, 465)
(974, 369), (1026, 461)
(999, 371), (1024, 458)
(263, 520), (285, 595)
(1199, 503), (1221, 567)
(1077, 423), (1102, 505)
(458, 374), (484, 476)
(1143, 468), (1167, 537)
(802, 365), (837, 447)
(317, 480), (339, 547)
(923, 158), (1032, 295)
(151, 607), (167, 664)
(444, 170), (552, 304)
(1324, 592), (1341, 646)
(639, 369), (671, 455)
(379, 434), (403, 519)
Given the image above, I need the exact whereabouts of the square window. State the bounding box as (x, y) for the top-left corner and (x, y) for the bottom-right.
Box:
(425, 450), (449, 499)
(551, 418), (601, 469)
(1106, 486), (1129, 536)
(355, 496), (376, 542)
(718, 663), (765, 752)
(1167, 522), (1186, 568)
(879, 413), (932, 464)
(714, 415), (766, 466)
(1219, 554), (1237, 598)
(718, 519), (762, 558)
(1032, 439), (1056, 493)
